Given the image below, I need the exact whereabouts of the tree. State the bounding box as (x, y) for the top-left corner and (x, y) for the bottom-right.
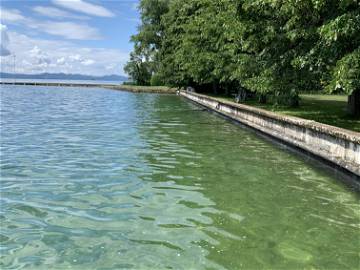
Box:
(159, 0), (240, 93)
(328, 48), (360, 116)
(127, 0), (360, 115)
(124, 51), (152, 85)
(124, 0), (169, 85)
(288, 0), (360, 115)
(230, 0), (323, 106)
(319, 2), (360, 116)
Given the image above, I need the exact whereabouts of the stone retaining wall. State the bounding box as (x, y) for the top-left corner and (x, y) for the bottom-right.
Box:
(180, 91), (360, 177)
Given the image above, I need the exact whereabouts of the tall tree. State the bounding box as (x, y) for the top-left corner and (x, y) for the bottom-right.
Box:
(124, 51), (152, 86)
(286, 0), (360, 114)
(159, 0), (240, 93)
(127, 0), (360, 115)
(124, 0), (169, 85)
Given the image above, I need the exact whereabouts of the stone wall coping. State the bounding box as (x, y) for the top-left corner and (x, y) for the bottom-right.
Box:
(181, 91), (360, 144)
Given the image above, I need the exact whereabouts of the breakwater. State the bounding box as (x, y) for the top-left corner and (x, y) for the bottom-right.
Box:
(0, 82), (176, 93)
(0, 81), (119, 88)
(180, 90), (360, 178)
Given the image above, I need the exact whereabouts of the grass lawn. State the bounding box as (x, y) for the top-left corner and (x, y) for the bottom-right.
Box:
(208, 94), (360, 132)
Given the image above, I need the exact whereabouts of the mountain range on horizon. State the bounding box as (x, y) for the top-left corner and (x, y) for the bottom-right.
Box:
(0, 72), (128, 81)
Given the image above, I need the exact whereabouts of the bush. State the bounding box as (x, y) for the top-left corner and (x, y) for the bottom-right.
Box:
(272, 90), (300, 107)
(122, 81), (136, 85)
(150, 74), (164, 86)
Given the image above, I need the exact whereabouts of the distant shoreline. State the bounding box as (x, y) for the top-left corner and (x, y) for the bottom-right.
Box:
(0, 72), (127, 82)
(0, 78), (123, 86)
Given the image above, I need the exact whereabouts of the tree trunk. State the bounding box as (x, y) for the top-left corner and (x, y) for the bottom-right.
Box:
(212, 82), (218, 95)
(258, 94), (267, 104)
(348, 89), (360, 117)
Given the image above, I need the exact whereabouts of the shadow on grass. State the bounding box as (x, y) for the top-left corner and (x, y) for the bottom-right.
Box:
(282, 96), (359, 132)
(209, 94), (360, 132)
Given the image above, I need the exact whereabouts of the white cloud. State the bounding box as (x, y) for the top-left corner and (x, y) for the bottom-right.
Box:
(81, 59), (94, 66)
(33, 6), (89, 20)
(29, 46), (52, 67)
(68, 54), (94, 65)
(0, 9), (26, 23)
(29, 46), (41, 57)
(106, 63), (116, 70)
(56, 57), (66, 65)
(0, 24), (11, 56)
(1, 31), (129, 76)
(69, 54), (83, 61)
(23, 45), (52, 71)
(35, 21), (101, 40)
(1, 8), (101, 40)
(53, 0), (115, 17)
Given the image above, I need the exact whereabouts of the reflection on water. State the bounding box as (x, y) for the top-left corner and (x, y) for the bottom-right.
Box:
(1, 86), (359, 269)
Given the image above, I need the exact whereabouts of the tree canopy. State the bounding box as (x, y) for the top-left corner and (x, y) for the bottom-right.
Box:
(125, 0), (360, 114)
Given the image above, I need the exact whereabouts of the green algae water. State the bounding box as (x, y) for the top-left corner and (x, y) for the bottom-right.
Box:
(1, 85), (359, 269)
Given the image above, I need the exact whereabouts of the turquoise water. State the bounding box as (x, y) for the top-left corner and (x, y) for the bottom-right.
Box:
(0, 86), (359, 269)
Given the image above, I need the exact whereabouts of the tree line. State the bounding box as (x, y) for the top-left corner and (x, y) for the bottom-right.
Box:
(125, 0), (360, 115)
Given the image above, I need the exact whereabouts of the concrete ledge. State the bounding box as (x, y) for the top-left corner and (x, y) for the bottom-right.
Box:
(179, 91), (360, 177)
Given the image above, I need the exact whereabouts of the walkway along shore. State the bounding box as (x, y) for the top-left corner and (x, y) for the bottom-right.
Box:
(179, 90), (360, 181)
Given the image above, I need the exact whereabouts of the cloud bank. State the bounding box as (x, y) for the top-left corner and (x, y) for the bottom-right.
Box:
(33, 6), (89, 20)
(1, 31), (128, 76)
(0, 1), (127, 75)
(1, 8), (101, 40)
(53, 0), (115, 17)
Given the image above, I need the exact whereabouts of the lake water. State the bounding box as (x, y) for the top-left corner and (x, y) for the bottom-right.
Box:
(0, 85), (359, 269)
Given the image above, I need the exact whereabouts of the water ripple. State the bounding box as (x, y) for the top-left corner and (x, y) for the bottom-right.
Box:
(1, 86), (359, 269)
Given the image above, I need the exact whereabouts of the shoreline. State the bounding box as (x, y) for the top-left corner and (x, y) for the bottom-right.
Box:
(179, 90), (360, 180)
(3, 81), (359, 179)
(0, 81), (177, 94)
(104, 84), (177, 94)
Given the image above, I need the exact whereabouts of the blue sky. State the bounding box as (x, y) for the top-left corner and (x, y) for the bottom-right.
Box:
(0, 0), (140, 76)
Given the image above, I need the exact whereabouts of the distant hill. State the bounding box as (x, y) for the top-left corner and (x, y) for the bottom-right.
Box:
(0, 72), (128, 81)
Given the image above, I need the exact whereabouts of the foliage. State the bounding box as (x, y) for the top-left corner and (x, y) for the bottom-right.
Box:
(150, 73), (165, 86)
(326, 48), (360, 94)
(126, 0), (360, 113)
(289, 0), (360, 96)
(124, 0), (169, 85)
(124, 52), (152, 86)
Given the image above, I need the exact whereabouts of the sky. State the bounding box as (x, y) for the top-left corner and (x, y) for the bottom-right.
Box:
(0, 0), (140, 76)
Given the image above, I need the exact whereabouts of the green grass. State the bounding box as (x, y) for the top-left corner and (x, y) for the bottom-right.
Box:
(208, 94), (360, 132)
